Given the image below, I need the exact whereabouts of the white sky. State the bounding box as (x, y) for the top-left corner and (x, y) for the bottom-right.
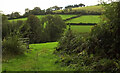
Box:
(0, 0), (110, 15)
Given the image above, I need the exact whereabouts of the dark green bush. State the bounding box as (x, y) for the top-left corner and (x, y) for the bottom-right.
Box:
(2, 35), (27, 57)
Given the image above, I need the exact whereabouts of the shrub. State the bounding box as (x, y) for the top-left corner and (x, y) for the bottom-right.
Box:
(2, 35), (27, 58)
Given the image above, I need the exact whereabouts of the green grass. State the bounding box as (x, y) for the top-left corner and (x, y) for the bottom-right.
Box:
(66, 15), (101, 23)
(72, 6), (103, 13)
(2, 42), (70, 71)
(54, 6), (103, 14)
(68, 25), (93, 33)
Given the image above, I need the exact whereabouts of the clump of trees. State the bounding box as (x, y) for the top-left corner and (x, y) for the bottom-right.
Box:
(26, 14), (66, 43)
(24, 7), (46, 16)
(65, 3), (85, 9)
(55, 1), (120, 72)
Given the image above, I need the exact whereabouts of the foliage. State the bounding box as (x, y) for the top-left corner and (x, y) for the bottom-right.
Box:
(41, 15), (66, 42)
(87, 1), (120, 59)
(10, 12), (21, 18)
(2, 15), (28, 61)
(2, 35), (27, 59)
(55, 1), (120, 72)
(2, 15), (11, 39)
(23, 7), (45, 16)
(26, 15), (42, 43)
(17, 20), (30, 38)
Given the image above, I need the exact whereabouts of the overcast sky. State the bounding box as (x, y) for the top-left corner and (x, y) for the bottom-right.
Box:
(0, 0), (110, 15)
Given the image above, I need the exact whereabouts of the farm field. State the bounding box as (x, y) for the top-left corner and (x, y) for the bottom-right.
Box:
(72, 6), (103, 13)
(2, 42), (70, 71)
(68, 25), (93, 33)
(53, 6), (103, 14)
(9, 14), (77, 22)
(66, 15), (101, 23)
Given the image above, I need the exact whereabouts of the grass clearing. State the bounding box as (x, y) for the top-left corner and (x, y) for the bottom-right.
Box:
(2, 42), (70, 71)
(66, 15), (101, 23)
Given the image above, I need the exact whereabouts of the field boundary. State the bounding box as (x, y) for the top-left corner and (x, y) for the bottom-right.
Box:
(63, 15), (82, 21)
(67, 23), (96, 25)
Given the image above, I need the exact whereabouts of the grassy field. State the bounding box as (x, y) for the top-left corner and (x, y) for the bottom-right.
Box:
(9, 14), (77, 22)
(2, 42), (70, 71)
(53, 6), (103, 14)
(66, 15), (101, 23)
(68, 25), (93, 33)
(72, 6), (103, 13)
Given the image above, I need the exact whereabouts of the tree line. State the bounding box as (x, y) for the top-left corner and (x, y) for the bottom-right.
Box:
(7, 3), (86, 19)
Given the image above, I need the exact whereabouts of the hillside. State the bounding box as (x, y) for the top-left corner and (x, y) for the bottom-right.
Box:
(53, 5), (103, 15)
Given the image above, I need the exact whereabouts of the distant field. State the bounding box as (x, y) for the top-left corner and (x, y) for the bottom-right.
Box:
(53, 6), (103, 14)
(72, 6), (103, 13)
(67, 25), (93, 33)
(9, 15), (77, 22)
(66, 15), (101, 23)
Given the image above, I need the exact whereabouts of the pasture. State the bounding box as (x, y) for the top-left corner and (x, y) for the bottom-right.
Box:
(53, 6), (103, 14)
(2, 42), (70, 71)
(66, 15), (101, 23)
(68, 25), (93, 33)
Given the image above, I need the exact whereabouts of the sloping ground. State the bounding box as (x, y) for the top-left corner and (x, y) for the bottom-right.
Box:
(2, 42), (70, 71)
(72, 6), (103, 13)
(53, 6), (103, 14)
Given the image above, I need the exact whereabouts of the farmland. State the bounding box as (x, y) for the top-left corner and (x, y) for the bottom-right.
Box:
(66, 15), (101, 23)
(67, 25), (93, 33)
(8, 14), (97, 33)
(53, 5), (103, 14)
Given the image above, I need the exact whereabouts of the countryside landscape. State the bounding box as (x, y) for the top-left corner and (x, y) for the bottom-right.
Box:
(1, 0), (120, 72)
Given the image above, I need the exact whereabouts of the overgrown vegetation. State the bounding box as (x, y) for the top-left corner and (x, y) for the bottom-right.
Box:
(2, 15), (27, 61)
(55, 1), (120, 72)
